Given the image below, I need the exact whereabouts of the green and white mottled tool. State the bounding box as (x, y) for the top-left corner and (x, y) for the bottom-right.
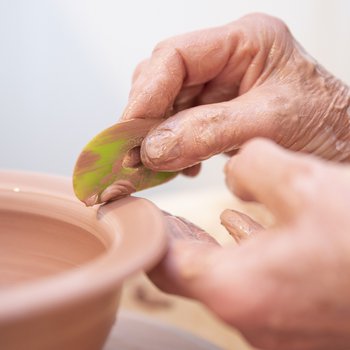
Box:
(73, 119), (177, 206)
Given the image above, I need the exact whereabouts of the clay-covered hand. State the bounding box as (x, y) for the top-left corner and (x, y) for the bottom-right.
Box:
(149, 139), (350, 350)
(122, 13), (350, 172)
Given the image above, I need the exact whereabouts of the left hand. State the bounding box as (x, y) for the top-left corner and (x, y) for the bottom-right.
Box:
(121, 14), (350, 174)
(149, 138), (350, 350)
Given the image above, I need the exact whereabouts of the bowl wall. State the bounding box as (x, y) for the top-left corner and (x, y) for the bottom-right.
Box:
(0, 171), (167, 350)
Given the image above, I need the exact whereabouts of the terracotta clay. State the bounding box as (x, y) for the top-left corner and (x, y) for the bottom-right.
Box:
(0, 171), (168, 350)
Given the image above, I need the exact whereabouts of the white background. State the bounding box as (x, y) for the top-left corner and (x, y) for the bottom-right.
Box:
(1, 0), (350, 196)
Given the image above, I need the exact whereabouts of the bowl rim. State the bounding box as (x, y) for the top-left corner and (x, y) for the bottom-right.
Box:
(0, 170), (168, 321)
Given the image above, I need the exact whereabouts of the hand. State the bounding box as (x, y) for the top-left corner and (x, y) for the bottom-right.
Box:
(150, 139), (350, 350)
(122, 13), (350, 172)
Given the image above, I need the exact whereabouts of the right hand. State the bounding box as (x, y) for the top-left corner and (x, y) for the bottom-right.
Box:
(150, 139), (350, 350)
(122, 13), (350, 172)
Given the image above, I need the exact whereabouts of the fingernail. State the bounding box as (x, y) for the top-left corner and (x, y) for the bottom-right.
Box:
(220, 209), (250, 243)
(142, 130), (181, 166)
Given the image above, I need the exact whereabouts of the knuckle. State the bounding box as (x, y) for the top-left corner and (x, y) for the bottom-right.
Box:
(241, 13), (289, 32)
(284, 159), (320, 202)
(266, 15), (290, 33)
(153, 39), (169, 53)
(153, 38), (178, 54)
(132, 59), (148, 82)
(135, 59), (148, 71)
(287, 159), (317, 185)
(241, 12), (271, 22)
(152, 40), (184, 75)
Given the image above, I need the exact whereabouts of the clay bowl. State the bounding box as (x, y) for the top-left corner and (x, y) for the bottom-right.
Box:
(0, 171), (168, 350)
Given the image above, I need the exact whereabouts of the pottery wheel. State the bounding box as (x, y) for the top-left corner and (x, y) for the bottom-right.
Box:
(103, 311), (223, 350)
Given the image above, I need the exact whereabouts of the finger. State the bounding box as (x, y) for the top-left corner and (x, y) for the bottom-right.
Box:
(225, 149), (239, 157)
(225, 138), (321, 220)
(122, 47), (185, 120)
(149, 214), (273, 326)
(181, 163), (201, 177)
(149, 213), (220, 299)
(195, 42), (255, 105)
(148, 240), (223, 303)
(121, 24), (240, 121)
(173, 84), (204, 112)
(140, 86), (290, 171)
(162, 212), (218, 244)
(131, 58), (149, 84)
(123, 13), (287, 122)
(220, 209), (263, 243)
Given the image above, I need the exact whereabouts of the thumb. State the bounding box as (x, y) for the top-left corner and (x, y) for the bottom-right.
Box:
(148, 214), (268, 325)
(141, 85), (293, 171)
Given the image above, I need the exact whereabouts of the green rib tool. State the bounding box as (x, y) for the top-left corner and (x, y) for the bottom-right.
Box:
(73, 119), (177, 206)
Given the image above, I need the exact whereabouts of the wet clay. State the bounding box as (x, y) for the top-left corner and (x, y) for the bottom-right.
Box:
(0, 171), (168, 350)
(163, 212), (218, 244)
(0, 210), (105, 287)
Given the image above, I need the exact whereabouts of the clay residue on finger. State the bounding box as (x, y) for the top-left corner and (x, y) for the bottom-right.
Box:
(99, 180), (136, 203)
(122, 146), (142, 168)
(220, 209), (263, 243)
(163, 212), (218, 245)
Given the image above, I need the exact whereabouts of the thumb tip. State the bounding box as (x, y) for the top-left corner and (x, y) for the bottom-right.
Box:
(140, 143), (165, 170)
(141, 132), (182, 170)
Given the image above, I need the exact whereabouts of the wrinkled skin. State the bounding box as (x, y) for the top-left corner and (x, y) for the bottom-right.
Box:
(122, 13), (350, 171)
(150, 139), (350, 350)
(121, 13), (350, 350)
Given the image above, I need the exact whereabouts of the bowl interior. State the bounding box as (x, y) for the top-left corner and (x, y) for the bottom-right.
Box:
(0, 209), (106, 287)
(0, 171), (167, 323)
